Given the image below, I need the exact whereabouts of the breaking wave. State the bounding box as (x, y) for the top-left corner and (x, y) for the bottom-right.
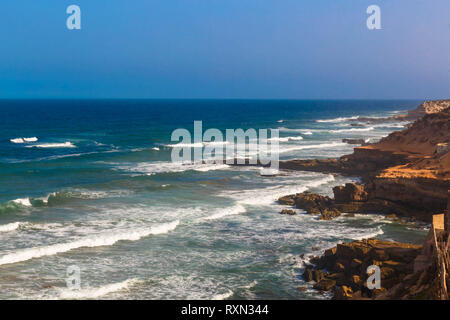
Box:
(202, 204), (247, 221)
(316, 116), (360, 123)
(0, 220), (179, 266)
(0, 222), (23, 233)
(25, 142), (76, 148)
(56, 278), (140, 300)
(330, 127), (374, 133)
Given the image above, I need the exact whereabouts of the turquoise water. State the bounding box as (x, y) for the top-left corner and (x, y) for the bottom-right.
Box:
(0, 100), (427, 299)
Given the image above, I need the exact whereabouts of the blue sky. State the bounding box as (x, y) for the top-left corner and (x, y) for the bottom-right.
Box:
(0, 0), (449, 99)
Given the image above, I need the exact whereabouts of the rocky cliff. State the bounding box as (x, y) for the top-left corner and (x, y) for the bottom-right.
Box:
(280, 100), (450, 222)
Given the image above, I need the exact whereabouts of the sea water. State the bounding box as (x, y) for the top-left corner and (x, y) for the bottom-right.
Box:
(0, 100), (427, 299)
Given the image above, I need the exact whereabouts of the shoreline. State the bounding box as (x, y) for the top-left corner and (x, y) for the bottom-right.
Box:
(274, 100), (450, 299)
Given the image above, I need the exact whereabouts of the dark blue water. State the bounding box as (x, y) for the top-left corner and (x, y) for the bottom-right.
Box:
(0, 100), (427, 299)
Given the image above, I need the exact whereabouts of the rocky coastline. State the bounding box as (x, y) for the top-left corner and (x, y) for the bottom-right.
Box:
(276, 100), (450, 299)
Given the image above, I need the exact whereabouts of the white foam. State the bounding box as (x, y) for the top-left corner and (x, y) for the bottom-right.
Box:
(224, 174), (335, 206)
(194, 164), (230, 172)
(23, 137), (38, 142)
(152, 147), (160, 151)
(0, 222), (22, 233)
(25, 142), (76, 148)
(211, 290), (233, 300)
(351, 227), (384, 240)
(260, 168), (279, 176)
(10, 138), (25, 143)
(0, 220), (179, 266)
(330, 127), (374, 133)
(12, 198), (32, 207)
(277, 120), (284, 123)
(118, 161), (231, 175)
(317, 116), (359, 123)
(268, 136), (303, 142)
(202, 205), (247, 221)
(278, 142), (346, 154)
(302, 131), (313, 135)
(166, 142), (203, 148)
(57, 278), (140, 300)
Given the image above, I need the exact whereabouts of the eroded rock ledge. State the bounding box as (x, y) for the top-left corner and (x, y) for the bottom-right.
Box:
(301, 239), (429, 299)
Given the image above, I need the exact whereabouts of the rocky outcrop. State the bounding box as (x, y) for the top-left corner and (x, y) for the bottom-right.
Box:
(302, 239), (423, 299)
(279, 192), (341, 220)
(280, 102), (450, 222)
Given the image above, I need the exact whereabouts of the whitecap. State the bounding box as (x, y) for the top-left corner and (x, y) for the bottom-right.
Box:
(12, 198), (32, 207)
(0, 220), (179, 266)
(56, 278), (140, 300)
(202, 204), (247, 221)
(316, 116), (359, 123)
(25, 142), (76, 148)
(10, 138), (25, 143)
(0, 222), (22, 233)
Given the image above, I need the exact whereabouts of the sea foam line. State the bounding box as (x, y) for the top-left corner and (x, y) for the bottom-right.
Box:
(0, 222), (22, 233)
(316, 116), (359, 123)
(25, 142), (76, 148)
(0, 220), (179, 266)
(202, 204), (247, 221)
(56, 278), (140, 300)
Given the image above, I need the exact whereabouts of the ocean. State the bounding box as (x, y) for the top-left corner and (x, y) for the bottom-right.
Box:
(0, 100), (428, 299)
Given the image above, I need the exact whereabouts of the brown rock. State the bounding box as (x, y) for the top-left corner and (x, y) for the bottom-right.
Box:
(350, 258), (363, 269)
(280, 209), (296, 215)
(313, 270), (325, 282)
(278, 195), (296, 206)
(333, 183), (368, 203)
(313, 279), (336, 291)
(302, 268), (313, 282)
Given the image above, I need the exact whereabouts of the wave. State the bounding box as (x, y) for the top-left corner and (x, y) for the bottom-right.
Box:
(57, 278), (140, 300)
(278, 142), (346, 154)
(0, 222), (22, 233)
(10, 137), (38, 143)
(0, 220), (179, 266)
(316, 116), (359, 123)
(117, 161), (232, 176)
(351, 226), (384, 240)
(0, 190), (129, 214)
(202, 204), (247, 221)
(329, 127), (374, 133)
(224, 174), (335, 206)
(268, 136), (303, 142)
(0, 198), (33, 214)
(152, 147), (160, 151)
(25, 142), (76, 148)
(211, 290), (233, 300)
(165, 141), (230, 148)
(277, 127), (317, 135)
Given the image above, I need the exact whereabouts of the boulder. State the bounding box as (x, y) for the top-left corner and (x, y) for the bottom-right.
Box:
(302, 268), (313, 282)
(314, 279), (336, 291)
(280, 209), (296, 215)
(333, 183), (369, 203)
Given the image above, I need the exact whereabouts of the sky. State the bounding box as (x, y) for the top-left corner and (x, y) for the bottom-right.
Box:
(0, 0), (449, 99)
